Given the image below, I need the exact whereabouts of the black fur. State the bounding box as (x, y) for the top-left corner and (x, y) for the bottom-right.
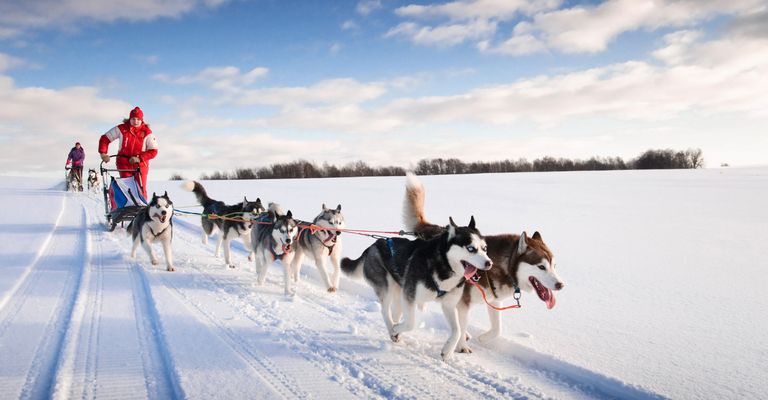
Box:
(188, 181), (263, 239)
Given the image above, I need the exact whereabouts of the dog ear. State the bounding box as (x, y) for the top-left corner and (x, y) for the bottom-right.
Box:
(447, 217), (456, 240)
(151, 192), (157, 201)
(336, 204), (342, 212)
(163, 191), (168, 198)
(322, 203), (328, 211)
(255, 198), (262, 206)
(243, 196), (248, 205)
(532, 231), (542, 240)
(287, 210), (292, 218)
(518, 231), (528, 254)
(468, 215), (476, 230)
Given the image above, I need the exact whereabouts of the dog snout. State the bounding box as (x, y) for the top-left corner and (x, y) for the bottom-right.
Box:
(161, 210), (167, 216)
(555, 282), (564, 290)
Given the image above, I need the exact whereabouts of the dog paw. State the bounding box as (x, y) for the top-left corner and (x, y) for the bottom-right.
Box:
(441, 352), (454, 362)
(227, 264), (236, 269)
(457, 345), (473, 354)
(167, 266), (176, 272)
(248, 255), (254, 262)
(327, 287), (337, 293)
(390, 333), (400, 343)
(151, 259), (159, 265)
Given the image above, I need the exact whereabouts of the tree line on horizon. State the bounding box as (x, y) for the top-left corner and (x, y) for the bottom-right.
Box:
(168, 148), (704, 181)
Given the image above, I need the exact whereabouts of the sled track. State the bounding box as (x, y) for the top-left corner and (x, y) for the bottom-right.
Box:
(0, 198), (88, 399)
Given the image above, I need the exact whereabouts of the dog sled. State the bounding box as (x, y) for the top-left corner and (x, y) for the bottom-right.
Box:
(65, 166), (83, 192)
(100, 155), (147, 231)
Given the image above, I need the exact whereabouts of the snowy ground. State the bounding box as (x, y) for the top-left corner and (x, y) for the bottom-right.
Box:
(0, 168), (765, 399)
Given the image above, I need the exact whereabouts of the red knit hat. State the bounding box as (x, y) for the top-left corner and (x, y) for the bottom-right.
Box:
(129, 107), (144, 120)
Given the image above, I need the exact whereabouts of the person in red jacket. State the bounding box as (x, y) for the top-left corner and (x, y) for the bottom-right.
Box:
(98, 106), (157, 199)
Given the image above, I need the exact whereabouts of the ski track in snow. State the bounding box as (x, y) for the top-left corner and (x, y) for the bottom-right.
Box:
(0, 190), (667, 399)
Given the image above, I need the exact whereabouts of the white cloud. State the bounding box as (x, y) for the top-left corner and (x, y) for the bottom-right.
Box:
(490, 0), (766, 54)
(0, 0), (230, 35)
(0, 75), (132, 175)
(395, 0), (561, 20)
(356, 0), (382, 15)
(386, 19), (498, 46)
(341, 20), (359, 31)
(235, 78), (388, 108)
(154, 66), (269, 91)
(0, 52), (26, 72)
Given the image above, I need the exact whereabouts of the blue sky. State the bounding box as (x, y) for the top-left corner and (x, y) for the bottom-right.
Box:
(1, 0), (767, 179)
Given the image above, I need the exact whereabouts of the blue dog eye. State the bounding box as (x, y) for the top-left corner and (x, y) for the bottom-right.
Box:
(467, 246), (476, 253)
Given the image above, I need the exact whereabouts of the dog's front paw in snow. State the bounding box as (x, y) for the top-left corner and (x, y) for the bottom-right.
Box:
(457, 345), (472, 354)
(166, 265), (176, 272)
(441, 352), (454, 362)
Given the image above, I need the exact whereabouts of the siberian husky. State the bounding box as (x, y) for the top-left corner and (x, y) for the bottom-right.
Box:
(86, 168), (101, 193)
(252, 204), (299, 295)
(290, 204), (345, 292)
(128, 192), (175, 272)
(403, 173), (564, 352)
(341, 216), (492, 361)
(183, 181), (264, 268)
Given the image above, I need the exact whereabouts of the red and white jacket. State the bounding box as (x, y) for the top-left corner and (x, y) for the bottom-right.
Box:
(98, 122), (158, 172)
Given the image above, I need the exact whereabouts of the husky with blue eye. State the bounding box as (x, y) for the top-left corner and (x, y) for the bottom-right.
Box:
(252, 203), (299, 295)
(128, 192), (175, 272)
(341, 215), (492, 361)
(403, 173), (565, 354)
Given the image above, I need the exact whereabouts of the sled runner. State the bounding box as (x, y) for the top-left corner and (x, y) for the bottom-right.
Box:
(100, 155), (147, 231)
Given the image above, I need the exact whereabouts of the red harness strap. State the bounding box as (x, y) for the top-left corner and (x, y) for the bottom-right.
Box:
(465, 272), (522, 311)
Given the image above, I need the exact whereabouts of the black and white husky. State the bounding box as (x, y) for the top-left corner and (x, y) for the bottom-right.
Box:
(183, 181), (264, 268)
(403, 173), (565, 352)
(290, 204), (345, 292)
(128, 192), (175, 272)
(252, 204), (299, 295)
(86, 168), (101, 193)
(341, 217), (492, 361)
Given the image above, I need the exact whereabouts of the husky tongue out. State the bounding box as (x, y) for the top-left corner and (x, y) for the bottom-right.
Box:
(530, 276), (556, 309)
(153, 213), (167, 223)
(461, 261), (477, 279)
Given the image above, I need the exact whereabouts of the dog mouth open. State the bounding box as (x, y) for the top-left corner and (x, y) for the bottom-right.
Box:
(153, 213), (167, 223)
(529, 276), (556, 309)
(461, 260), (477, 279)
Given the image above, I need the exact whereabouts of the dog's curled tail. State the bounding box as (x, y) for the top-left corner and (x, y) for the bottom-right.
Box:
(341, 252), (367, 280)
(403, 172), (429, 231)
(182, 180), (212, 206)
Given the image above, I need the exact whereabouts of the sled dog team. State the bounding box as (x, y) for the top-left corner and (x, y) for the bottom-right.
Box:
(126, 174), (565, 361)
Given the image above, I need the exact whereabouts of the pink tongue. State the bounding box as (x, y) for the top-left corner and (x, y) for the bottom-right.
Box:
(545, 289), (556, 309)
(463, 265), (477, 279)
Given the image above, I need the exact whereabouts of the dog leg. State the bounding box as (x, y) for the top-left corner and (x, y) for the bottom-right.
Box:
(242, 234), (255, 262)
(131, 236), (140, 259)
(440, 300), (462, 361)
(223, 237), (235, 268)
(329, 243), (343, 291)
(282, 260), (294, 296)
(479, 305), (502, 342)
(314, 253), (335, 292)
(162, 238), (175, 272)
(142, 239), (158, 266)
(289, 253), (302, 283)
(255, 253), (269, 286)
(391, 297), (417, 341)
(391, 284), (403, 323)
(378, 289), (396, 338)
(456, 302), (472, 354)
(214, 235), (223, 257)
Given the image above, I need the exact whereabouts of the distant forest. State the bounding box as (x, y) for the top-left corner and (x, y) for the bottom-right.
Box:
(169, 148), (704, 181)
